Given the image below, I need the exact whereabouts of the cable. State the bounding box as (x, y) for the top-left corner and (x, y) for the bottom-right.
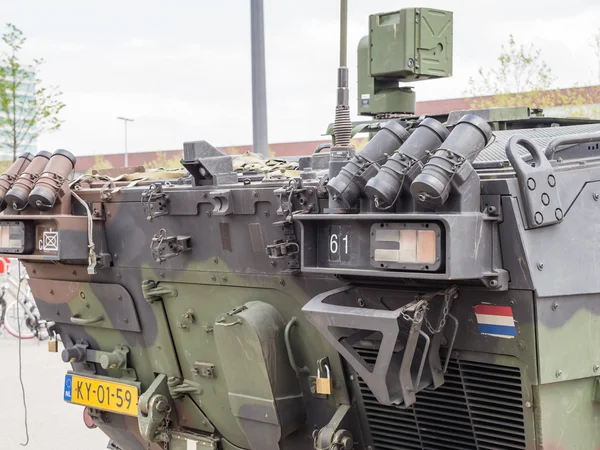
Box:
(15, 262), (29, 446)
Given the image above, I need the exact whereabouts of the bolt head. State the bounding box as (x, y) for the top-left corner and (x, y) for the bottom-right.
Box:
(594, 365), (599, 372)
(155, 399), (168, 412)
(552, 301), (559, 311)
(556, 369), (562, 378)
(525, 401), (532, 408)
(537, 262), (544, 271)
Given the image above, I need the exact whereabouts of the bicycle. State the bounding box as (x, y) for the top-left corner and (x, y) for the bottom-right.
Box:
(0, 258), (49, 340)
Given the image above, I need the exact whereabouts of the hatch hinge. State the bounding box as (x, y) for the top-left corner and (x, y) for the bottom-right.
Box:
(141, 280), (178, 303)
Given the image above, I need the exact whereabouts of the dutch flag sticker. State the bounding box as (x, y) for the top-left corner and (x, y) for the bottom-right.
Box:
(474, 304), (517, 339)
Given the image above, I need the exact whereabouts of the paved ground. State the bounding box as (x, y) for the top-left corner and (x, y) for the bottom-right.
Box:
(0, 333), (109, 450)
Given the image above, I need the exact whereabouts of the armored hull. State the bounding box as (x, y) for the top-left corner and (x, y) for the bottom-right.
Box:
(1, 112), (600, 450)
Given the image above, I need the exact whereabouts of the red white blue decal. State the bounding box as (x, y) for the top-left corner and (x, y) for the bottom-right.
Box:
(474, 304), (516, 339)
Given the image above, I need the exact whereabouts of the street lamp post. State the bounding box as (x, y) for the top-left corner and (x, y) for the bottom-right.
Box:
(117, 116), (134, 167)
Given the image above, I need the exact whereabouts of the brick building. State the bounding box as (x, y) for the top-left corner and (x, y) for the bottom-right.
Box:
(75, 85), (600, 173)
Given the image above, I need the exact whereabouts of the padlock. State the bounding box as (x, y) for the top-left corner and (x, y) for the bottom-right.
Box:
(48, 336), (58, 353)
(316, 363), (333, 395)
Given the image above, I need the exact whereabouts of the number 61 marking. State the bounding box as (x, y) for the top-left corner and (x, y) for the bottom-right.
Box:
(329, 233), (348, 255)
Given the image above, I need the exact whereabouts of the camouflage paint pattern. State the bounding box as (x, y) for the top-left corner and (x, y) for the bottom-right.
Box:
(2, 112), (600, 450)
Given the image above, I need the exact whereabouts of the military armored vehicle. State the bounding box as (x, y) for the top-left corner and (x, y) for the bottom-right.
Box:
(2, 2), (600, 450)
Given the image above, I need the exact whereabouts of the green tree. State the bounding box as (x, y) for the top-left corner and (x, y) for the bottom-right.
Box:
(0, 24), (65, 161)
(465, 35), (599, 119)
(466, 35), (555, 108)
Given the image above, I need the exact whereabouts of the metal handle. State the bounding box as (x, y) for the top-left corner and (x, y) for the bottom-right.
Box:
(284, 317), (310, 375)
(70, 314), (104, 325)
(544, 131), (600, 160)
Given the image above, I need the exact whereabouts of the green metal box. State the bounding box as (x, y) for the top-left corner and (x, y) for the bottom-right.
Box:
(369, 8), (453, 81)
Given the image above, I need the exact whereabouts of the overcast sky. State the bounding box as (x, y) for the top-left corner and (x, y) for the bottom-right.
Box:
(1, 0), (599, 156)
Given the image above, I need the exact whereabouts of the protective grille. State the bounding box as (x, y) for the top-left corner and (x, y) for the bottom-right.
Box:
(357, 348), (526, 450)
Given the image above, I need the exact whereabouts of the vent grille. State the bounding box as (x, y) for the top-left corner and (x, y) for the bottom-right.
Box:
(357, 348), (526, 450)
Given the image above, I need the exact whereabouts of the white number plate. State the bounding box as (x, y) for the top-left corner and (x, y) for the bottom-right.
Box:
(328, 225), (351, 262)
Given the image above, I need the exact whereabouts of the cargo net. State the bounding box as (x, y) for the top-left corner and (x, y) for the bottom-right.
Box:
(90, 151), (301, 181)
(232, 152), (300, 179)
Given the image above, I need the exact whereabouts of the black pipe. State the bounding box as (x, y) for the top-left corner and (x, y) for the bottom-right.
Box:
(364, 118), (449, 209)
(326, 120), (409, 209)
(411, 114), (492, 208)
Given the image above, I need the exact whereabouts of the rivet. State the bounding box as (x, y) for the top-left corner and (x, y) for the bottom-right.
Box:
(509, 299), (516, 306)
(213, 257), (218, 264)
(205, 210), (212, 217)
(222, 276), (228, 282)
(124, 318), (129, 324)
(552, 301), (559, 311)
(264, 210), (270, 217)
(349, 375), (355, 381)
(50, 289), (54, 295)
(159, 272), (165, 278)
(279, 279), (286, 286)
(556, 369), (562, 378)
(252, 190), (259, 197)
(117, 273), (122, 279)
(594, 193), (600, 201)
(555, 208), (563, 221)
(594, 365), (599, 372)
(72, 270), (77, 276)
(537, 262), (544, 271)
(541, 193), (550, 206)
(517, 341), (525, 350)
(32, 269), (36, 275)
(117, 295), (122, 301)
(270, 261), (276, 267)
(525, 401), (532, 408)
(210, 275), (217, 282)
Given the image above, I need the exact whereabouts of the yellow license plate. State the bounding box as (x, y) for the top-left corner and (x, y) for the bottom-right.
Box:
(64, 374), (139, 416)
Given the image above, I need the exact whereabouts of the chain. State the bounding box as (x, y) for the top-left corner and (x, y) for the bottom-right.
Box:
(424, 285), (459, 334)
(396, 286), (459, 332)
(162, 404), (172, 450)
(397, 299), (429, 324)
